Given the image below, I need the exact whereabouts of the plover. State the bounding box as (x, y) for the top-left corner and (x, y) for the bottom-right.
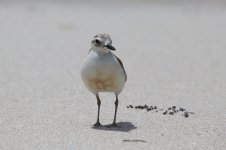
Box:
(81, 34), (127, 126)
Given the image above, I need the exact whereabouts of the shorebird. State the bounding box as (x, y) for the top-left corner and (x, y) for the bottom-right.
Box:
(81, 34), (127, 127)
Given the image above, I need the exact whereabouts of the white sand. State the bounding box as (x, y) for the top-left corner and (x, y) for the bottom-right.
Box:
(0, 1), (225, 149)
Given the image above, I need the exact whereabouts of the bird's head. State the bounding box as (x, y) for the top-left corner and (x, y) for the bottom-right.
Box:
(91, 34), (116, 53)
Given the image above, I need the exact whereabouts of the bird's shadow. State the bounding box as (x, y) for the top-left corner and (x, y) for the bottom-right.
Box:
(92, 121), (136, 132)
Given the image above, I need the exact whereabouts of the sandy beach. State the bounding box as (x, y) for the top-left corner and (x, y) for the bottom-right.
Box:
(0, 1), (226, 149)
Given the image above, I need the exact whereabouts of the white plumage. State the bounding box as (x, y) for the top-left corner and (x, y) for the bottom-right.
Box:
(81, 49), (126, 94)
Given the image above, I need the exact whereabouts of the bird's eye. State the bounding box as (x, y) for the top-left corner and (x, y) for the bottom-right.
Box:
(95, 39), (100, 43)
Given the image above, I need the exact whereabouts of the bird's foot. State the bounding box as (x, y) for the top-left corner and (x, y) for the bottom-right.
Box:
(112, 122), (117, 127)
(93, 122), (102, 127)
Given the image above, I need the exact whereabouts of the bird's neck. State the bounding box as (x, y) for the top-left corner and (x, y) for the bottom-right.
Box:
(90, 46), (111, 55)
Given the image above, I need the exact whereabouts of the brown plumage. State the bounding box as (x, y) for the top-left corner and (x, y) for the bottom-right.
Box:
(113, 54), (127, 82)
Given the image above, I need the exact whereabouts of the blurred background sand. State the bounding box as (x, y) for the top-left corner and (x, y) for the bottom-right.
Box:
(0, 0), (226, 149)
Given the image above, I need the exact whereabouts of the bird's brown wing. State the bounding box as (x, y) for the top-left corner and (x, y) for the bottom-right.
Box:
(113, 54), (127, 82)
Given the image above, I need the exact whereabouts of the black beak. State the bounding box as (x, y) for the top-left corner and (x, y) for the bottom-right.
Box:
(105, 44), (116, 50)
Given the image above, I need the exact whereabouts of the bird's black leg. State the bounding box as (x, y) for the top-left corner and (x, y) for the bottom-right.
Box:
(112, 94), (119, 126)
(94, 93), (101, 127)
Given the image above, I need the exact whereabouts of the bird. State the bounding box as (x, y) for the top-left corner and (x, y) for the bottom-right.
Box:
(81, 34), (127, 127)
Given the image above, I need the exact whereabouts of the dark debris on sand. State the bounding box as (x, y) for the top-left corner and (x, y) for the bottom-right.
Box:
(127, 104), (194, 118)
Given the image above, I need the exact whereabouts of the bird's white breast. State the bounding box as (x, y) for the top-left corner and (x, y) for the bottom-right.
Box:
(81, 51), (125, 94)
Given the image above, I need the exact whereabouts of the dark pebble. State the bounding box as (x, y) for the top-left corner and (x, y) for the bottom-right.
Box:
(172, 106), (176, 109)
(149, 106), (153, 109)
(179, 108), (185, 111)
(146, 108), (152, 111)
(137, 105), (145, 109)
(184, 112), (189, 118)
(127, 106), (129, 108)
(169, 112), (174, 115)
(163, 111), (167, 115)
(129, 105), (133, 108)
(168, 107), (171, 110)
